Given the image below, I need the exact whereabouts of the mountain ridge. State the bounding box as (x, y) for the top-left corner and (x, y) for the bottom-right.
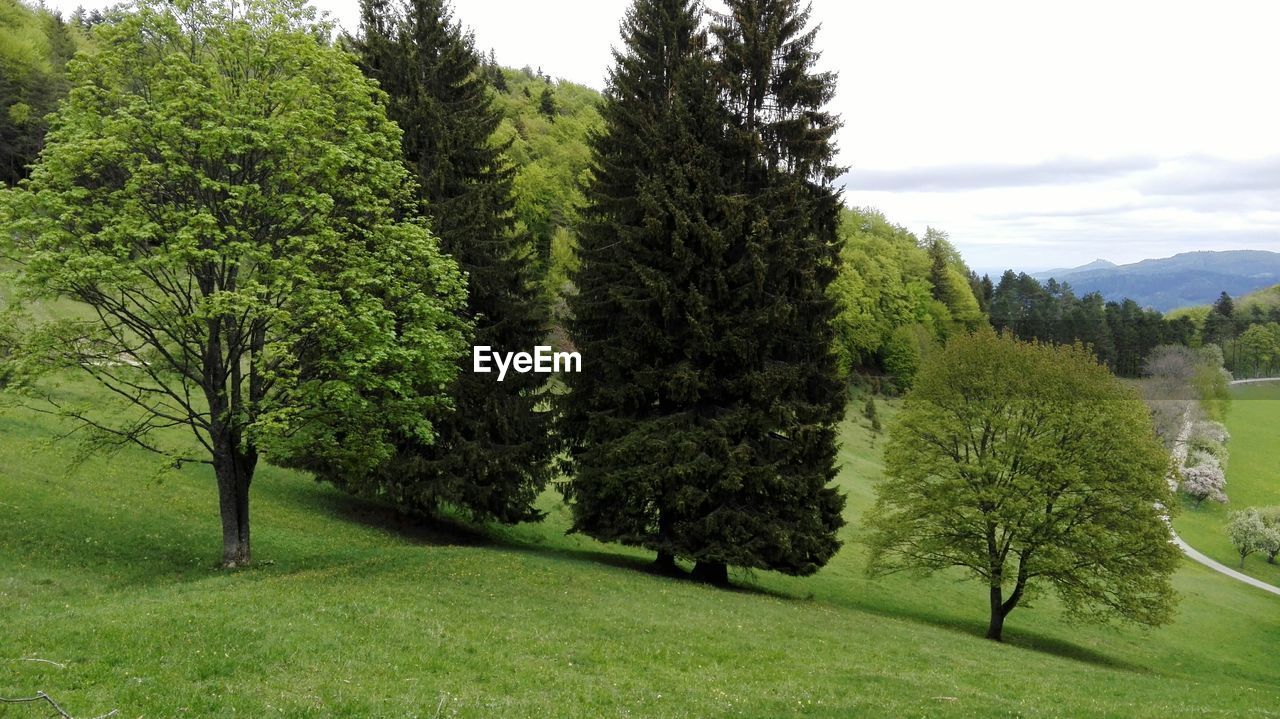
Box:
(1028, 250), (1280, 311)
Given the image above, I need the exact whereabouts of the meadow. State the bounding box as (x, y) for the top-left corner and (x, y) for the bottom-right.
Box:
(1174, 381), (1280, 586)
(4, 383), (1280, 718)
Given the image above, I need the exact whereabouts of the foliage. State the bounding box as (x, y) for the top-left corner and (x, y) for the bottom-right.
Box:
(339, 0), (554, 524)
(487, 64), (602, 313)
(867, 330), (1181, 641)
(1226, 508), (1268, 568)
(1181, 450), (1227, 507)
(0, 0), (84, 185)
(989, 271), (1201, 377)
(1258, 507), (1280, 563)
(828, 207), (982, 385)
(0, 0), (469, 565)
(560, 0), (847, 582)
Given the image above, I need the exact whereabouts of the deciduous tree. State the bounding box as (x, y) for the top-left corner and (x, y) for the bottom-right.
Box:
(867, 330), (1181, 641)
(1, 0), (469, 567)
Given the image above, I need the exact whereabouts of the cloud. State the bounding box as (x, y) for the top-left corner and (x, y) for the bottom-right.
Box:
(1137, 156), (1280, 196)
(839, 156), (1159, 192)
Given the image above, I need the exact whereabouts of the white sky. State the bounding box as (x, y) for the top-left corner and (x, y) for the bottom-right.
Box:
(43, 0), (1280, 273)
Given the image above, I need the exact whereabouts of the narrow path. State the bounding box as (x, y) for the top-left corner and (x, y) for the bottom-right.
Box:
(1172, 535), (1280, 596)
(1167, 377), (1280, 597)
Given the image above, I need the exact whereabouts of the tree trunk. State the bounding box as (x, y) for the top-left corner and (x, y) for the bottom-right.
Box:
(214, 439), (256, 568)
(654, 551), (677, 573)
(692, 560), (729, 586)
(986, 584), (1006, 641)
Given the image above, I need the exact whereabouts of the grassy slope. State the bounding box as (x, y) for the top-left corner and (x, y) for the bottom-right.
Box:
(1174, 381), (1280, 585)
(2, 387), (1280, 718)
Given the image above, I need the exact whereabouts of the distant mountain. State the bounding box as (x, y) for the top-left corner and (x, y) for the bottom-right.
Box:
(1029, 250), (1280, 312)
(1036, 258), (1117, 277)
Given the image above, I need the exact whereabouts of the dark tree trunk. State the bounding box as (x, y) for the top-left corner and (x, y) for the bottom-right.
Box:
(214, 436), (257, 568)
(986, 585), (1006, 641)
(987, 571), (1027, 641)
(692, 560), (729, 586)
(654, 551), (677, 573)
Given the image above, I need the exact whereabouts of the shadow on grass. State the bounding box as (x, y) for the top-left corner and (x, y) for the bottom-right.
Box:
(284, 472), (811, 600)
(755, 573), (1152, 674)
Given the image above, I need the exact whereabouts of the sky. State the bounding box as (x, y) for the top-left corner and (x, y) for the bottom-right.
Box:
(44, 0), (1280, 274)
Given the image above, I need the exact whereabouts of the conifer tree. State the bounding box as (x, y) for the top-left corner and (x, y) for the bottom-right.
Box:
(564, 0), (845, 585)
(686, 0), (846, 583)
(346, 0), (553, 523)
(559, 0), (733, 573)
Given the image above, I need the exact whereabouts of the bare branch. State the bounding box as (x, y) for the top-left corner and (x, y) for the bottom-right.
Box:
(0, 691), (118, 719)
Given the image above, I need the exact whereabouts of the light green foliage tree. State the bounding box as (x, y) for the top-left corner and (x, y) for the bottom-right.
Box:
(1227, 508), (1269, 568)
(867, 330), (1181, 641)
(1237, 322), (1280, 378)
(828, 208), (984, 386)
(0, 0), (83, 184)
(488, 68), (602, 311)
(0, 0), (469, 567)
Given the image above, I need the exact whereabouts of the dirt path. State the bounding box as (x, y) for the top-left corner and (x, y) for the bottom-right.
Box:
(1167, 377), (1280, 598)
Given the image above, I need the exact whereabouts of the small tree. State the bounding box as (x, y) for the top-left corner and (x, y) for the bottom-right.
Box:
(538, 86), (557, 119)
(867, 330), (1181, 642)
(1, 0), (469, 567)
(1227, 509), (1267, 568)
(1180, 450), (1227, 507)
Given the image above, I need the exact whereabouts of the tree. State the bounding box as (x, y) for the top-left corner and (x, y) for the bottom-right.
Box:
(1259, 507), (1280, 564)
(1227, 509), (1268, 568)
(866, 330), (1181, 641)
(683, 0), (847, 583)
(343, 0), (554, 523)
(1180, 451), (1227, 507)
(559, 0), (737, 574)
(561, 0), (846, 584)
(538, 85), (557, 119)
(0, 0), (469, 567)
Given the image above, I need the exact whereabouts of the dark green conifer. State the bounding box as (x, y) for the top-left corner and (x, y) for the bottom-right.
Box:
(685, 0), (846, 582)
(559, 0), (731, 573)
(348, 0), (553, 522)
(562, 0), (846, 585)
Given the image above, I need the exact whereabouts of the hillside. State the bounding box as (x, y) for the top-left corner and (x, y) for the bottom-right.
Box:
(3, 373), (1280, 717)
(1032, 250), (1280, 311)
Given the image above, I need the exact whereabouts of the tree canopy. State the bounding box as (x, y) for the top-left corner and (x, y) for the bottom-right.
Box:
(331, 0), (555, 523)
(0, 0), (469, 566)
(866, 330), (1181, 641)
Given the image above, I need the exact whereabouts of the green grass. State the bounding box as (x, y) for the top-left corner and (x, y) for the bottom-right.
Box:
(3, 382), (1280, 718)
(1174, 381), (1280, 585)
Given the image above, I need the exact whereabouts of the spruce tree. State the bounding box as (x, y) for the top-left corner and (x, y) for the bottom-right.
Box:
(565, 0), (846, 584)
(559, 0), (731, 573)
(347, 0), (553, 522)
(678, 0), (845, 583)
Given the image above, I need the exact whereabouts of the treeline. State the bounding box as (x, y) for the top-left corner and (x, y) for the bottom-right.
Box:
(828, 209), (984, 387)
(985, 271), (1280, 378)
(0, 0), (84, 185)
(986, 271), (1195, 377)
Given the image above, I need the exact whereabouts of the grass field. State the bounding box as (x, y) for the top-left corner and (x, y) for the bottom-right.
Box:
(3, 382), (1280, 718)
(1174, 381), (1280, 586)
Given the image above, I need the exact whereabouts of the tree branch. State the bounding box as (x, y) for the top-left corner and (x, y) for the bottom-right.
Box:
(0, 691), (117, 719)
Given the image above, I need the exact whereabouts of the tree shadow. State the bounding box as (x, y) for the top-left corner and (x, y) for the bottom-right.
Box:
(750, 576), (1151, 673)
